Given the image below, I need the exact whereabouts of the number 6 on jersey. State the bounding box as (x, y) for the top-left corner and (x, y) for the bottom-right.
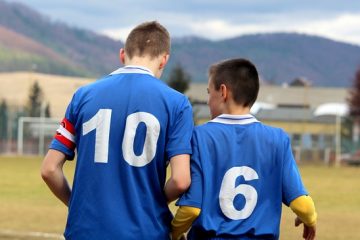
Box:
(219, 166), (259, 220)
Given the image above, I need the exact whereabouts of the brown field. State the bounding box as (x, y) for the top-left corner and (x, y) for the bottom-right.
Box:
(0, 72), (94, 118)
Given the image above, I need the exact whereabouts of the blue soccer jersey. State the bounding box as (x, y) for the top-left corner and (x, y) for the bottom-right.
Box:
(177, 114), (307, 240)
(49, 66), (193, 240)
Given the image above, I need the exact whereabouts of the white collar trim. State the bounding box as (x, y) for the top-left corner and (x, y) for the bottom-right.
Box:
(110, 65), (154, 77)
(210, 114), (259, 125)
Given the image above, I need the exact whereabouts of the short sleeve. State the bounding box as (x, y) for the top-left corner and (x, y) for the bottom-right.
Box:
(166, 96), (194, 158)
(176, 133), (203, 208)
(49, 93), (78, 160)
(282, 135), (308, 206)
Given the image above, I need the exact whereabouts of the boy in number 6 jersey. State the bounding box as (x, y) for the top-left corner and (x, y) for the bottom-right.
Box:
(41, 21), (193, 240)
(172, 58), (317, 240)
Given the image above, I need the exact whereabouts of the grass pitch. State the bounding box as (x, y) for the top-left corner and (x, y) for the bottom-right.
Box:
(1, 156), (360, 239)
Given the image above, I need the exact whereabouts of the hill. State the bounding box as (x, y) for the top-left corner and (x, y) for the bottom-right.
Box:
(0, 0), (121, 77)
(168, 35), (360, 87)
(0, 25), (86, 76)
(1, 0), (360, 86)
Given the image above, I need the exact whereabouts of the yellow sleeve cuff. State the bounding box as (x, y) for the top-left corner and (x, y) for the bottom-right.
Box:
(171, 206), (201, 240)
(290, 195), (317, 227)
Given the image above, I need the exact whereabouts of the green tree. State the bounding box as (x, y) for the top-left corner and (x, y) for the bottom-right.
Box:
(45, 102), (51, 118)
(0, 99), (8, 140)
(167, 64), (191, 93)
(26, 81), (44, 117)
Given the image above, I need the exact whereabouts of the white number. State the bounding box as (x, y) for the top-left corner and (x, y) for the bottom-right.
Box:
(82, 109), (112, 163)
(82, 109), (160, 166)
(219, 166), (259, 220)
(122, 112), (160, 167)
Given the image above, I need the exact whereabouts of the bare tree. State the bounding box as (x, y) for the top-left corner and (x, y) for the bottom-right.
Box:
(347, 67), (360, 143)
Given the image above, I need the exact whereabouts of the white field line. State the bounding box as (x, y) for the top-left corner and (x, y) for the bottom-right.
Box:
(0, 229), (64, 239)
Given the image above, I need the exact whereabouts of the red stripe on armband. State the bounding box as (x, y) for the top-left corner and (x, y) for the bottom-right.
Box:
(54, 132), (76, 150)
(61, 118), (75, 135)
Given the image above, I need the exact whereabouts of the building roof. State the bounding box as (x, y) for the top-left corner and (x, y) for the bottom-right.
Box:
(186, 84), (348, 108)
(314, 103), (349, 117)
(255, 107), (313, 122)
(255, 107), (337, 124)
(194, 103), (340, 124)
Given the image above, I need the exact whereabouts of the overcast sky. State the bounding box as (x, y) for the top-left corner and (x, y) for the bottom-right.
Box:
(5, 0), (360, 46)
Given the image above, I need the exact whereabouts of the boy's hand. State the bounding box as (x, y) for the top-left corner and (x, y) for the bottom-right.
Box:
(171, 233), (186, 240)
(295, 217), (316, 240)
(177, 234), (186, 240)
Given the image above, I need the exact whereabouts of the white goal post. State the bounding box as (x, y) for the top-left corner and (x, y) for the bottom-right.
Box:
(17, 117), (60, 155)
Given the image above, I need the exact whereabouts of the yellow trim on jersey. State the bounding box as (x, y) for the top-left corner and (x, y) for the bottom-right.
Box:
(171, 206), (201, 240)
(290, 195), (317, 227)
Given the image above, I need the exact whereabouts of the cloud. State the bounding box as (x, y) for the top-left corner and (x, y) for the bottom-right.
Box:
(7, 0), (360, 45)
(190, 20), (265, 40)
(101, 26), (134, 42)
(297, 13), (360, 45)
(187, 12), (360, 45)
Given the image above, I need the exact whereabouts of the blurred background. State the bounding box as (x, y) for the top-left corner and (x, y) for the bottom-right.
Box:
(0, 0), (359, 239)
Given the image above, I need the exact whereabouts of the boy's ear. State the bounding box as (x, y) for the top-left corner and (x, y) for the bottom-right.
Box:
(220, 84), (228, 101)
(119, 48), (126, 64)
(159, 54), (170, 70)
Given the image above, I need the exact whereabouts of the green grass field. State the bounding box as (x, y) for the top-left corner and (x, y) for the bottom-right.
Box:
(1, 156), (360, 239)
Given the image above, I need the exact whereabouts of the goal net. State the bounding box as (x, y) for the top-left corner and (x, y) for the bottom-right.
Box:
(17, 117), (60, 156)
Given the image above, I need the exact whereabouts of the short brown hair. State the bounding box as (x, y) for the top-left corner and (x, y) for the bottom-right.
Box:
(125, 21), (170, 59)
(209, 58), (259, 107)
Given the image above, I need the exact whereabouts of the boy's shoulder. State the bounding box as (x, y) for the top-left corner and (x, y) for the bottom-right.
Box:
(251, 121), (291, 142)
(194, 119), (290, 141)
(74, 73), (113, 93)
(193, 121), (218, 134)
(257, 121), (289, 136)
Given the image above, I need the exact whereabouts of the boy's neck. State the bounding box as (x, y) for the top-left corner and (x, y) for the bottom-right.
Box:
(125, 56), (162, 78)
(219, 89), (252, 116)
(222, 104), (251, 116)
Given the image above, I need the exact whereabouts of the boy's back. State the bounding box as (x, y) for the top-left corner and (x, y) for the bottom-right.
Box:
(61, 67), (192, 239)
(41, 22), (193, 240)
(172, 58), (316, 240)
(178, 114), (307, 239)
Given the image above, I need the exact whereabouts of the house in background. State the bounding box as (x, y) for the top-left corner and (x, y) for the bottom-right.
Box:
(186, 84), (350, 163)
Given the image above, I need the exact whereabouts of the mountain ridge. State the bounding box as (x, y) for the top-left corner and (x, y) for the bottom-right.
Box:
(0, 0), (121, 76)
(1, 0), (360, 87)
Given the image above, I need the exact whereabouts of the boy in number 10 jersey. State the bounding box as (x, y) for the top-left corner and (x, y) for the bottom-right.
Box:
(172, 59), (317, 240)
(41, 21), (193, 240)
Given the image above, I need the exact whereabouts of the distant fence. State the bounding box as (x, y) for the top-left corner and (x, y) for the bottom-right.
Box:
(292, 147), (336, 164)
(0, 117), (59, 156)
(0, 115), (358, 167)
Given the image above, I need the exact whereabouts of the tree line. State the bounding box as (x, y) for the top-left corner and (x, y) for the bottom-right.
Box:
(2, 63), (360, 142)
(0, 81), (51, 142)
(0, 64), (191, 143)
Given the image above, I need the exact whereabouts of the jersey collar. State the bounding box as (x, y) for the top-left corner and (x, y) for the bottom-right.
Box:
(210, 114), (259, 125)
(110, 65), (154, 77)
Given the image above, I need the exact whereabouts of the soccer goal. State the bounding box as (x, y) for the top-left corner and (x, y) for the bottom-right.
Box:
(17, 117), (60, 156)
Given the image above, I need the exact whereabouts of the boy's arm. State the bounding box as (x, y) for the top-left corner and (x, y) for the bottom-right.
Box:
(41, 149), (71, 206)
(171, 206), (201, 240)
(290, 195), (317, 240)
(164, 154), (191, 203)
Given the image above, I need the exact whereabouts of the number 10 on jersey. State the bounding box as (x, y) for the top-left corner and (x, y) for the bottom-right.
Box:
(82, 109), (160, 166)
